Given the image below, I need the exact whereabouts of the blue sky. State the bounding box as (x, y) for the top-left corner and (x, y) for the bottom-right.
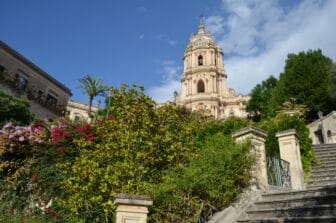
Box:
(1, 0), (336, 106)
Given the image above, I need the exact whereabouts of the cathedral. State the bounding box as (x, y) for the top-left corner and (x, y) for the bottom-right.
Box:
(175, 20), (250, 119)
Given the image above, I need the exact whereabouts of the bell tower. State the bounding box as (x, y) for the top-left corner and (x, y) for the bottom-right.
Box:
(176, 20), (250, 119)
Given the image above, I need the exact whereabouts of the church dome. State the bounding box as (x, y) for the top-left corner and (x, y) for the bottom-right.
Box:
(186, 20), (220, 51)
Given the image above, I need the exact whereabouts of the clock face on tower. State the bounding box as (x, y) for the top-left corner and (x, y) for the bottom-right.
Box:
(194, 38), (207, 48)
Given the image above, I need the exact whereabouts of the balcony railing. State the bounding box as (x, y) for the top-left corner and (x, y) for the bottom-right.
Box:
(0, 71), (67, 116)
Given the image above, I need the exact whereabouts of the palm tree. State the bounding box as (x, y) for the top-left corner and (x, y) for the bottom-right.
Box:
(78, 75), (105, 118)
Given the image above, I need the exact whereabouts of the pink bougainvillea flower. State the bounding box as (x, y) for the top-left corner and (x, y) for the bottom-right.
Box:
(18, 136), (25, 142)
(47, 208), (56, 217)
(56, 147), (68, 155)
(107, 116), (114, 120)
(3, 122), (14, 129)
(32, 172), (39, 182)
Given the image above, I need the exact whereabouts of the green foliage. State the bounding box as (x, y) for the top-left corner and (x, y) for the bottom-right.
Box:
(0, 119), (97, 220)
(195, 116), (249, 144)
(0, 89), (34, 127)
(0, 205), (56, 223)
(246, 76), (278, 120)
(78, 75), (106, 117)
(248, 50), (335, 121)
(0, 84), (255, 222)
(148, 134), (253, 222)
(329, 63), (336, 103)
(270, 49), (333, 120)
(58, 85), (200, 222)
(256, 112), (315, 177)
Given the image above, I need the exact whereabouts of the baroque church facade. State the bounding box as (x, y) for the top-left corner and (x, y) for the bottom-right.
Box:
(176, 21), (250, 119)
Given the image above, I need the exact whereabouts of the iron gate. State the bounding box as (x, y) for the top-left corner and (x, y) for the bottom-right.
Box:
(267, 156), (291, 188)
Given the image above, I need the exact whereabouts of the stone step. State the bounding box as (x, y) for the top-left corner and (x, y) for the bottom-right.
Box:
(314, 152), (336, 156)
(314, 145), (336, 150)
(260, 185), (336, 201)
(314, 153), (336, 158)
(313, 146), (336, 152)
(311, 165), (336, 174)
(313, 143), (336, 147)
(315, 154), (336, 160)
(312, 171), (336, 180)
(311, 173), (336, 181)
(313, 143), (336, 148)
(233, 143), (336, 223)
(317, 154), (336, 162)
(313, 146), (336, 151)
(245, 204), (336, 219)
(313, 150), (336, 156)
(312, 162), (336, 169)
(307, 179), (336, 187)
(311, 168), (336, 176)
(251, 194), (336, 210)
(311, 163), (336, 170)
(237, 216), (336, 223)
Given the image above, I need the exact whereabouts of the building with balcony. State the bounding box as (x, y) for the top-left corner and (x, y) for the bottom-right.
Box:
(0, 40), (72, 119)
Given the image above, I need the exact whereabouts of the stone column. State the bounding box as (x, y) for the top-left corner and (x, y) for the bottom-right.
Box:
(276, 129), (304, 190)
(114, 194), (153, 223)
(232, 127), (268, 191)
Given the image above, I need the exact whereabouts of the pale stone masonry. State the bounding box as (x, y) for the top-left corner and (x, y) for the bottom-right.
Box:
(0, 40), (100, 121)
(114, 194), (153, 223)
(67, 100), (99, 122)
(307, 111), (336, 144)
(176, 20), (250, 119)
(276, 129), (305, 190)
(0, 40), (72, 119)
(232, 126), (269, 191)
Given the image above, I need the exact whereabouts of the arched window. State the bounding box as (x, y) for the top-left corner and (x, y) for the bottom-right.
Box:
(229, 109), (235, 116)
(328, 130), (332, 137)
(197, 80), (205, 93)
(198, 55), (203, 66)
(74, 116), (81, 122)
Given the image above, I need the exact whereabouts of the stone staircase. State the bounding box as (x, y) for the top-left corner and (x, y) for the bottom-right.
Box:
(236, 143), (336, 223)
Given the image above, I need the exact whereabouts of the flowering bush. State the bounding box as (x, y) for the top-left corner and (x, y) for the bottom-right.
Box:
(0, 119), (98, 219)
(0, 122), (47, 187)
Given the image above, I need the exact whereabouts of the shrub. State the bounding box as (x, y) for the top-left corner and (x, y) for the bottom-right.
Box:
(0, 119), (97, 219)
(0, 89), (34, 127)
(256, 112), (315, 177)
(147, 133), (253, 222)
(57, 85), (200, 222)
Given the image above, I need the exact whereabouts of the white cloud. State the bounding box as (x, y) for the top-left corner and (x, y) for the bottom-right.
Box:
(148, 0), (336, 102)
(206, 0), (336, 94)
(147, 61), (181, 103)
(205, 16), (225, 34)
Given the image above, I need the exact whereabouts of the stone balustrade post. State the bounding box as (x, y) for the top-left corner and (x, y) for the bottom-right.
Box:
(114, 194), (153, 223)
(232, 126), (268, 191)
(276, 129), (304, 190)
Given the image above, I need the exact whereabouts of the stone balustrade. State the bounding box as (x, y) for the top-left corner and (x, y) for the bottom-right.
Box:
(114, 194), (153, 223)
(232, 126), (269, 191)
(276, 129), (305, 190)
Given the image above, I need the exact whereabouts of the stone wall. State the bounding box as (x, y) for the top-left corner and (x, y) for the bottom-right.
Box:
(0, 40), (72, 119)
(307, 111), (336, 144)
